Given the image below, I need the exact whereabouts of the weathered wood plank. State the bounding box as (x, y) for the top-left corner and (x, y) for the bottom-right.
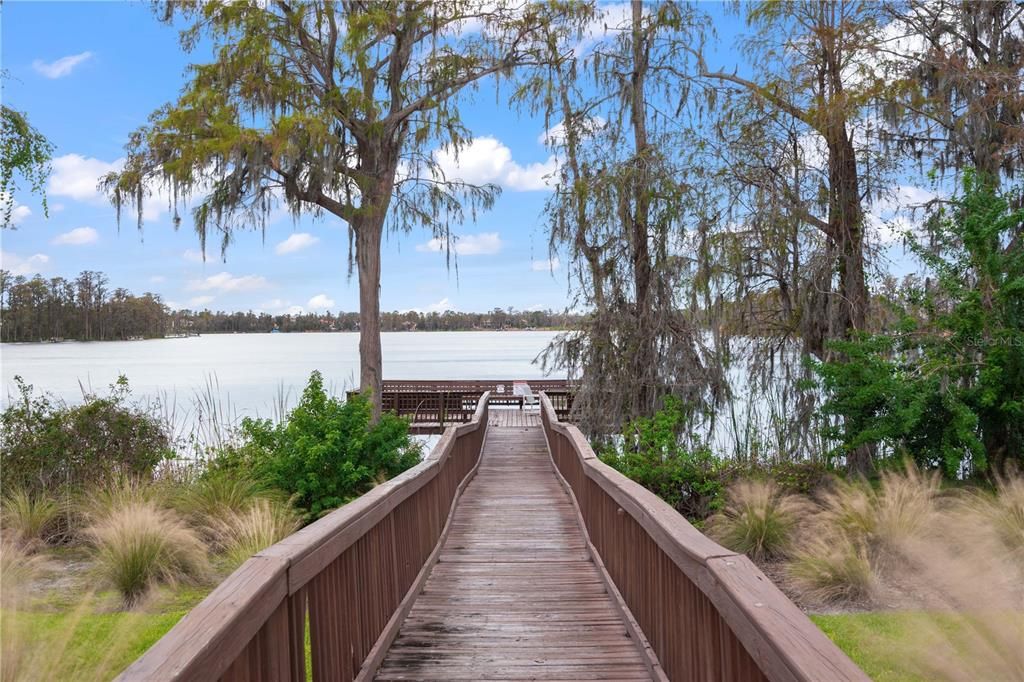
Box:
(374, 426), (653, 681)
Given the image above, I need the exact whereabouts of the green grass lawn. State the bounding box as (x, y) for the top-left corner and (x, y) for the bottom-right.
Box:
(812, 611), (1023, 681)
(2, 608), (187, 681)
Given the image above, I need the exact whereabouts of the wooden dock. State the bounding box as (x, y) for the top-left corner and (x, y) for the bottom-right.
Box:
(376, 425), (652, 680)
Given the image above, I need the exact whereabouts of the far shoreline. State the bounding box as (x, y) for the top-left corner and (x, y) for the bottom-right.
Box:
(0, 328), (573, 345)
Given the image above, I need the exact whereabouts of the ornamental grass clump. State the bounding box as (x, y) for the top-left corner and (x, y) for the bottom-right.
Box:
(171, 470), (278, 523)
(206, 498), (301, 568)
(78, 475), (169, 526)
(705, 480), (807, 561)
(786, 461), (940, 604)
(787, 535), (876, 604)
(953, 469), (1024, 560)
(86, 502), (208, 606)
(0, 488), (62, 550)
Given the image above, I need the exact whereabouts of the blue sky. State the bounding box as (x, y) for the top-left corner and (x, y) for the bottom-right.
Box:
(1, 2), (920, 315)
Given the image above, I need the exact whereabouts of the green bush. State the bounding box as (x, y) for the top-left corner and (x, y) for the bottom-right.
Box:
(814, 174), (1024, 477)
(601, 396), (728, 522)
(212, 371), (420, 521)
(0, 376), (172, 496)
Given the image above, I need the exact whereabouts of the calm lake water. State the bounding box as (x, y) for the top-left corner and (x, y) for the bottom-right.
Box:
(1, 332), (561, 423)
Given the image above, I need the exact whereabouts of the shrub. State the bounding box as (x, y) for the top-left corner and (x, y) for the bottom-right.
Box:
(0, 376), (171, 497)
(85, 503), (208, 606)
(1, 488), (61, 550)
(601, 396), (728, 521)
(813, 175), (1024, 477)
(206, 498), (301, 568)
(706, 480), (807, 561)
(214, 372), (420, 520)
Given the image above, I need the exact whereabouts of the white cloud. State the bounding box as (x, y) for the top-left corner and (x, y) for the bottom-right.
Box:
(426, 298), (453, 312)
(531, 257), (560, 272)
(537, 117), (606, 146)
(11, 205), (31, 225)
(434, 137), (557, 191)
(1, 192), (32, 226)
(183, 249), (208, 263)
(51, 226), (98, 246)
(33, 51), (93, 79)
(48, 154), (120, 203)
(307, 294), (336, 311)
(574, 2), (632, 55)
(48, 153), (173, 222)
(416, 231), (502, 256)
(0, 251), (49, 276)
(275, 232), (319, 255)
(149, 275), (166, 284)
(187, 272), (270, 293)
(188, 295), (215, 307)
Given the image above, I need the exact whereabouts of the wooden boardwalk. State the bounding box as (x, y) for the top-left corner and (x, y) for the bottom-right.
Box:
(375, 425), (653, 681)
(488, 407), (541, 429)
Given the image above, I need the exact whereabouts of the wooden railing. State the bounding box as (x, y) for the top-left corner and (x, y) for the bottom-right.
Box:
(538, 393), (868, 682)
(349, 379), (573, 429)
(118, 394), (491, 682)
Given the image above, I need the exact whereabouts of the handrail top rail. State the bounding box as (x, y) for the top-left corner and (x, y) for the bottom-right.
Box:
(537, 392), (868, 682)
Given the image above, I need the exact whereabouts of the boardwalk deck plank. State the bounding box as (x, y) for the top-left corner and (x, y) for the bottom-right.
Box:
(375, 426), (653, 681)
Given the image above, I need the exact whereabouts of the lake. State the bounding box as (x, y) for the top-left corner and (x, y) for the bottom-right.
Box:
(1, 331), (562, 425)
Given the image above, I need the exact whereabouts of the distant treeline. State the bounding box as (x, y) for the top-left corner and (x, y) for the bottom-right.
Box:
(0, 269), (579, 342)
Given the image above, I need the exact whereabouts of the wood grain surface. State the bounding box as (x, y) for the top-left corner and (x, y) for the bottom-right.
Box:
(375, 426), (652, 681)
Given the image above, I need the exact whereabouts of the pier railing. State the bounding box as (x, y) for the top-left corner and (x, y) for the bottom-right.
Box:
(117, 393), (491, 682)
(538, 393), (867, 682)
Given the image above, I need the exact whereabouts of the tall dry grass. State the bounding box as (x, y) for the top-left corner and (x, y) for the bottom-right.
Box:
(787, 461), (942, 603)
(781, 463), (1024, 679)
(77, 476), (170, 526)
(85, 502), (209, 606)
(706, 480), (807, 560)
(0, 489), (61, 550)
(172, 471), (275, 521)
(206, 498), (301, 568)
(887, 501), (1024, 680)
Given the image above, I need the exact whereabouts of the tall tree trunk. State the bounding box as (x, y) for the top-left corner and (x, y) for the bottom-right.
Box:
(826, 123), (873, 476)
(356, 220), (384, 420)
(629, 0), (654, 417)
(354, 147), (399, 422)
(825, 119), (868, 340)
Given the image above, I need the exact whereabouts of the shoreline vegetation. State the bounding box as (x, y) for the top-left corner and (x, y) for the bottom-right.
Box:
(2, 374), (1022, 680)
(0, 271), (581, 342)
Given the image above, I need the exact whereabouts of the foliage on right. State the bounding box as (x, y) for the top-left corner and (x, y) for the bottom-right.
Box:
(814, 173), (1024, 477)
